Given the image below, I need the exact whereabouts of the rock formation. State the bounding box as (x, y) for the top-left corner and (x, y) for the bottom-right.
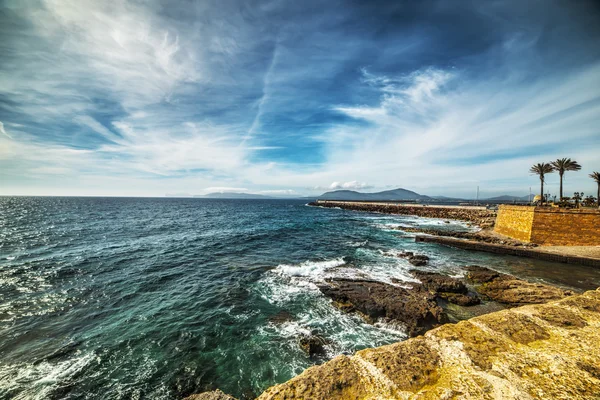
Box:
(465, 265), (573, 306)
(257, 288), (600, 399)
(317, 278), (447, 337)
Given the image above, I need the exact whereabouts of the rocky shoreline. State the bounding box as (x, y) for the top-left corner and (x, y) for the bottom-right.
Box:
(254, 287), (600, 400)
(186, 204), (590, 399)
(309, 201), (497, 228)
(187, 265), (578, 399)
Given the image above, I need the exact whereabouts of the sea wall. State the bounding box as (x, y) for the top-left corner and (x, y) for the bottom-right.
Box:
(415, 235), (600, 267)
(256, 288), (600, 399)
(495, 205), (600, 246)
(494, 205), (535, 241)
(311, 201), (497, 227)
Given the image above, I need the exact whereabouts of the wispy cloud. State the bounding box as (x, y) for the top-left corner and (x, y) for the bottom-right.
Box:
(1, 0), (599, 197)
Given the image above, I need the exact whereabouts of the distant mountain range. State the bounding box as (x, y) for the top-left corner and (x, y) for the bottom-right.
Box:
(165, 188), (532, 202)
(316, 188), (530, 202)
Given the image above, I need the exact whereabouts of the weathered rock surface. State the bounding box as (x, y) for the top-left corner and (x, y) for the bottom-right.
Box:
(317, 278), (446, 337)
(410, 270), (481, 307)
(184, 389), (237, 400)
(257, 288), (600, 400)
(465, 266), (573, 306)
(410, 270), (467, 294)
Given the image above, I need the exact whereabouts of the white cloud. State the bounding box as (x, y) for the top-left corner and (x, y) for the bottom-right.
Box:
(0, 122), (11, 138)
(328, 181), (373, 190)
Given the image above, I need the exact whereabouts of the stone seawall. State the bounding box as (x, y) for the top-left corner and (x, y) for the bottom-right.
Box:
(257, 288), (600, 399)
(415, 236), (600, 268)
(311, 201), (497, 227)
(495, 205), (600, 246)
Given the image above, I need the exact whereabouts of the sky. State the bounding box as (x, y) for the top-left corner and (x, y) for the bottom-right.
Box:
(1, 0), (599, 198)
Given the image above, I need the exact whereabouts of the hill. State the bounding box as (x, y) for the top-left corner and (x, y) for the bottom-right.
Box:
(317, 188), (430, 201)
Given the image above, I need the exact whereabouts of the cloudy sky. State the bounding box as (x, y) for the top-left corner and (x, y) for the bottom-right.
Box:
(1, 0), (599, 197)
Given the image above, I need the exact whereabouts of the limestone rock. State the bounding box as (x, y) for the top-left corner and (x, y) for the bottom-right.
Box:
(256, 289), (600, 400)
(184, 389), (237, 400)
(478, 278), (573, 306)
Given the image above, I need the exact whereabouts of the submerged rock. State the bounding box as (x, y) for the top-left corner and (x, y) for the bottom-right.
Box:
(268, 310), (293, 324)
(298, 332), (330, 357)
(317, 278), (446, 337)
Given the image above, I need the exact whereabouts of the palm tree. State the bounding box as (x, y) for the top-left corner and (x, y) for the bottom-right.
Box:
(551, 158), (582, 200)
(590, 172), (600, 208)
(530, 163), (554, 205)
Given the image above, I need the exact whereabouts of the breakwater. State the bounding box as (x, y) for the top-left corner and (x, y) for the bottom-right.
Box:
(415, 235), (600, 268)
(310, 201), (497, 227)
(256, 288), (600, 399)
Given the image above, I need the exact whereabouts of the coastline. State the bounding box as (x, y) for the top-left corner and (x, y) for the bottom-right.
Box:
(255, 288), (600, 399)
(308, 200), (497, 227)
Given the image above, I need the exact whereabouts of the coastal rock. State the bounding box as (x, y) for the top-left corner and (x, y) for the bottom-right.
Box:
(464, 265), (510, 283)
(410, 270), (467, 294)
(256, 289), (600, 400)
(298, 332), (330, 357)
(317, 278), (446, 337)
(438, 292), (481, 306)
(407, 254), (429, 266)
(465, 265), (573, 306)
(268, 310), (293, 324)
(410, 270), (481, 306)
(478, 278), (573, 306)
(184, 389), (237, 400)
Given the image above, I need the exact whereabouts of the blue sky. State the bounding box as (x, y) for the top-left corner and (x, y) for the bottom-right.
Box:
(1, 0), (599, 197)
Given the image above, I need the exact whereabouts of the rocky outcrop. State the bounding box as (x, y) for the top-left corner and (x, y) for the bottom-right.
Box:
(317, 278), (447, 337)
(184, 389), (237, 400)
(310, 201), (497, 227)
(257, 288), (600, 400)
(410, 270), (481, 306)
(299, 332), (330, 357)
(465, 266), (574, 306)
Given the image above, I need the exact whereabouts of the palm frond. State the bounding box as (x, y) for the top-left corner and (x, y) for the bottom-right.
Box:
(551, 158), (582, 173)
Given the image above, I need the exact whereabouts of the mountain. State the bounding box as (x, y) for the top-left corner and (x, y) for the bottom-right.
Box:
(195, 192), (273, 199)
(317, 188), (430, 201)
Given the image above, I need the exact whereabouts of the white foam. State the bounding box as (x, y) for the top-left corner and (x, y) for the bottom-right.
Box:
(274, 257), (346, 278)
(0, 353), (94, 400)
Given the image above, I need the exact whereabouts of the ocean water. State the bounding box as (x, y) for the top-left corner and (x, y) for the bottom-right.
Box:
(1, 197), (600, 400)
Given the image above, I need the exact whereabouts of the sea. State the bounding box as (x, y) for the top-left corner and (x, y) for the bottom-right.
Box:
(1, 197), (599, 400)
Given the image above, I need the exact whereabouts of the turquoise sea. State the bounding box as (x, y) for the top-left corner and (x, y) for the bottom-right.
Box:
(1, 197), (599, 399)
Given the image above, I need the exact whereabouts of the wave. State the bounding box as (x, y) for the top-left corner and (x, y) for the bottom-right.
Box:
(0, 353), (94, 400)
(274, 257), (346, 278)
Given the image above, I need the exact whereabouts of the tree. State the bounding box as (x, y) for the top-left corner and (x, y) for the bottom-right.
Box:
(530, 163), (554, 205)
(551, 158), (582, 200)
(590, 172), (600, 208)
